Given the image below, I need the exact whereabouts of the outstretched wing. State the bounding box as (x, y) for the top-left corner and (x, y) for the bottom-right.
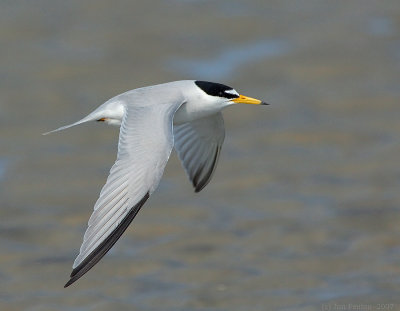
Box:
(65, 100), (183, 287)
(173, 113), (225, 192)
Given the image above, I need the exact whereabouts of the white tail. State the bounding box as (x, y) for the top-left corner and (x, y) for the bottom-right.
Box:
(42, 113), (101, 135)
(42, 99), (125, 135)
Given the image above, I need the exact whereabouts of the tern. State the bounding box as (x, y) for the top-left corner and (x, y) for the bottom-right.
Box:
(45, 80), (267, 287)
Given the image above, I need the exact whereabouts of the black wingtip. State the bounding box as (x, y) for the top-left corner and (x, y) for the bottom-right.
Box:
(64, 267), (83, 287)
(194, 178), (208, 193)
(64, 278), (74, 288)
(194, 186), (202, 193)
(63, 192), (150, 288)
(192, 146), (220, 193)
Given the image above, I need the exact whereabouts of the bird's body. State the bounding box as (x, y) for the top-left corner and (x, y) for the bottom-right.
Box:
(45, 80), (266, 287)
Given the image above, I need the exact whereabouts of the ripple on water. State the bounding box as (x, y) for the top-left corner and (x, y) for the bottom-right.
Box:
(0, 158), (8, 182)
(168, 39), (291, 80)
(367, 17), (395, 36)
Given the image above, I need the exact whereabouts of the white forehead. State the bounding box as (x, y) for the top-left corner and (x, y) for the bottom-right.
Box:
(224, 89), (239, 96)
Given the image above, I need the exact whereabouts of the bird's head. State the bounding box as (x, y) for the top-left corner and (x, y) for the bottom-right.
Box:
(194, 80), (268, 107)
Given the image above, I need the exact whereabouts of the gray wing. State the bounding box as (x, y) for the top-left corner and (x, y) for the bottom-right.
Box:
(65, 100), (183, 287)
(173, 112), (225, 192)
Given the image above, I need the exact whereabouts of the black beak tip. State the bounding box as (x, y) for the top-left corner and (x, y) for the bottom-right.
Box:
(261, 101), (269, 105)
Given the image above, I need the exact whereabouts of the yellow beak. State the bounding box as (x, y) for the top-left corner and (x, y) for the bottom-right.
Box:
(232, 94), (268, 105)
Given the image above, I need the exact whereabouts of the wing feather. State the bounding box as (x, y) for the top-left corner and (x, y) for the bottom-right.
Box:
(173, 113), (225, 192)
(65, 97), (183, 287)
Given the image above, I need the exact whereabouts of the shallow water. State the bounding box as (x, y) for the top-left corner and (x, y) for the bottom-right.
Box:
(1, 1), (400, 310)
(0, 159), (8, 182)
(169, 39), (290, 80)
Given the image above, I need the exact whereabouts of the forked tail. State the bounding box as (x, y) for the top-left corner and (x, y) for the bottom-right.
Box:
(42, 113), (101, 135)
(43, 99), (125, 135)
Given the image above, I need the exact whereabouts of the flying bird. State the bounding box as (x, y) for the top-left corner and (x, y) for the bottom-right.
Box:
(44, 80), (267, 287)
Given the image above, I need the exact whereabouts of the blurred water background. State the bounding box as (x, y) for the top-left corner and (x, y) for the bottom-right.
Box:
(1, 1), (400, 310)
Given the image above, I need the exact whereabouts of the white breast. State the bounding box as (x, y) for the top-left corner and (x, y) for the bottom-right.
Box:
(173, 98), (227, 125)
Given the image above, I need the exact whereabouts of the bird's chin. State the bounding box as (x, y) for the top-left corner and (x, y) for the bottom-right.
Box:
(226, 100), (237, 107)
